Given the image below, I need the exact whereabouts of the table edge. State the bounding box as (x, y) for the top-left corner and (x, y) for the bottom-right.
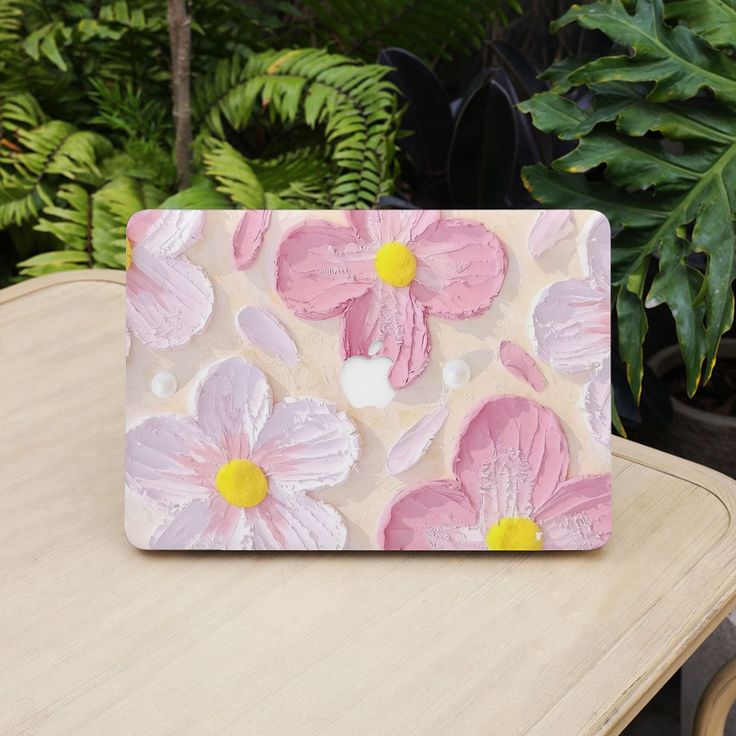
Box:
(0, 269), (125, 306)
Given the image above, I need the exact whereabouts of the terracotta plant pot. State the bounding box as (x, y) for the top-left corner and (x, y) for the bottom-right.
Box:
(647, 339), (736, 479)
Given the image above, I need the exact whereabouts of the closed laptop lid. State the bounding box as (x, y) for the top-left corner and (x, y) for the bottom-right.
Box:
(125, 209), (611, 551)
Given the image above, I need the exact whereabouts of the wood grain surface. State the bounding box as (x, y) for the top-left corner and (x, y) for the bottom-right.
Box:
(1, 271), (735, 736)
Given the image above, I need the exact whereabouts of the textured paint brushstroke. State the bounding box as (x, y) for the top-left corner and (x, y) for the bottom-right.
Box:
(527, 210), (573, 259)
(126, 210), (214, 351)
(532, 212), (610, 374)
(276, 210), (507, 388)
(578, 212), (609, 288)
(126, 357), (360, 550)
(386, 405), (449, 475)
(584, 358), (611, 448)
(499, 341), (546, 391)
(378, 396), (611, 551)
(235, 306), (299, 367)
(232, 210), (271, 270)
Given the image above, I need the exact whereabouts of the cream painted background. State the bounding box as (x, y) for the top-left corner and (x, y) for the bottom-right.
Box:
(126, 209), (610, 549)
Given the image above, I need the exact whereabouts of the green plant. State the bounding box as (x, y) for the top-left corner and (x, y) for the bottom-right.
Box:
(0, 0), (410, 282)
(296, 0), (519, 62)
(520, 0), (736, 410)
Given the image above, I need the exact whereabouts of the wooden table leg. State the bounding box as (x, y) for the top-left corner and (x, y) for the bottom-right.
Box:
(693, 655), (736, 736)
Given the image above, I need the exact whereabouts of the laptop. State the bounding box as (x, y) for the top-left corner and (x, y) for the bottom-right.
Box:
(125, 209), (611, 551)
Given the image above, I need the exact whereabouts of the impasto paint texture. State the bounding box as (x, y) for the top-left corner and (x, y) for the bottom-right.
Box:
(386, 405), (449, 476)
(235, 306), (299, 367)
(275, 211), (507, 388)
(378, 396), (611, 551)
(126, 357), (359, 549)
(125, 209), (611, 551)
(126, 210), (214, 352)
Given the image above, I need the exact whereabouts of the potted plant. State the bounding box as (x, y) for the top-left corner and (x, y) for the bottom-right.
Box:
(517, 0), (736, 450)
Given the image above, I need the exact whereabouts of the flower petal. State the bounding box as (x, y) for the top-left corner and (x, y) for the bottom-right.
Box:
(151, 498), (254, 550)
(276, 220), (376, 319)
(127, 247), (214, 350)
(452, 396), (569, 516)
(341, 284), (430, 388)
(235, 306), (299, 367)
(252, 397), (360, 493)
(232, 210), (270, 270)
(194, 357), (272, 460)
(499, 340), (546, 391)
(249, 492), (347, 550)
(128, 210), (205, 257)
(583, 359), (611, 448)
(386, 405), (449, 475)
(532, 279), (610, 373)
(535, 474), (611, 550)
(410, 218), (507, 318)
(527, 210), (573, 259)
(347, 210), (440, 245)
(579, 212), (610, 289)
(378, 480), (479, 551)
(126, 415), (222, 507)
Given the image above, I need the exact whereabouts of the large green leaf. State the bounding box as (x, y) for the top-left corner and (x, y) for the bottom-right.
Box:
(553, 0), (736, 107)
(665, 0), (736, 50)
(521, 0), (736, 398)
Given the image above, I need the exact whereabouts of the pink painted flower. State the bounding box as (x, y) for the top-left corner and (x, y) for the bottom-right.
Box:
(126, 357), (360, 550)
(232, 210), (271, 269)
(126, 210), (213, 352)
(532, 212), (610, 373)
(276, 211), (507, 388)
(378, 395), (611, 551)
(532, 213), (611, 445)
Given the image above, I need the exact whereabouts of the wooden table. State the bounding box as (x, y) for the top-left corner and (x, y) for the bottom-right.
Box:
(2, 271), (736, 736)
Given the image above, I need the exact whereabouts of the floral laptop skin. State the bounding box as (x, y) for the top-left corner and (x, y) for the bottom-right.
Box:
(125, 209), (611, 551)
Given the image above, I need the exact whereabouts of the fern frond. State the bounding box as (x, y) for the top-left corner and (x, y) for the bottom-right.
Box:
(203, 139), (333, 208)
(0, 120), (112, 227)
(159, 176), (230, 208)
(202, 140), (266, 208)
(30, 175), (163, 274)
(16, 248), (90, 277)
(0, 93), (46, 129)
(195, 48), (400, 207)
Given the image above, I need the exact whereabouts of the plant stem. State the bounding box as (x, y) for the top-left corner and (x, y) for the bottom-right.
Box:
(167, 0), (192, 190)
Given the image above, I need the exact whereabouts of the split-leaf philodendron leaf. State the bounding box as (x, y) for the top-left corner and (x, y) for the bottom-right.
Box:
(519, 0), (736, 401)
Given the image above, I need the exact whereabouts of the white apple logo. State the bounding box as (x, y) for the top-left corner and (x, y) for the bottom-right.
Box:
(340, 341), (396, 409)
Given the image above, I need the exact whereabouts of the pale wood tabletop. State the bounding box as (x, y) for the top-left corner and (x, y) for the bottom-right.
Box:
(1, 271), (736, 736)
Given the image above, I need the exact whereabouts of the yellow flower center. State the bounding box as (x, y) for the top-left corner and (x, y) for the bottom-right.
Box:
(375, 241), (417, 288)
(125, 238), (133, 270)
(485, 517), (544, 551)
(214, 458), (268, 508)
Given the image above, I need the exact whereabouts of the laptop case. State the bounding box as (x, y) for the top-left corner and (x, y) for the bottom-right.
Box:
(125, 209), (611, 551)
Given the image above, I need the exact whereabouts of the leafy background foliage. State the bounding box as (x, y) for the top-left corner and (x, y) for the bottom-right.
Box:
(520, 0), (736, 407)
(2, 0), (523, 280)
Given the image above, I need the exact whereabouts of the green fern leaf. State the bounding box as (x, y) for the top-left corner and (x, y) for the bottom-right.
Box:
(0, 120), (113, 228)
(195, 48), (400, 208)
(31, 176), (163, 273)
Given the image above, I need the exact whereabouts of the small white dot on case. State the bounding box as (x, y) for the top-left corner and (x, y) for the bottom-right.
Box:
(151, 371), (177, 398)
(442, 359), (471, 389)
